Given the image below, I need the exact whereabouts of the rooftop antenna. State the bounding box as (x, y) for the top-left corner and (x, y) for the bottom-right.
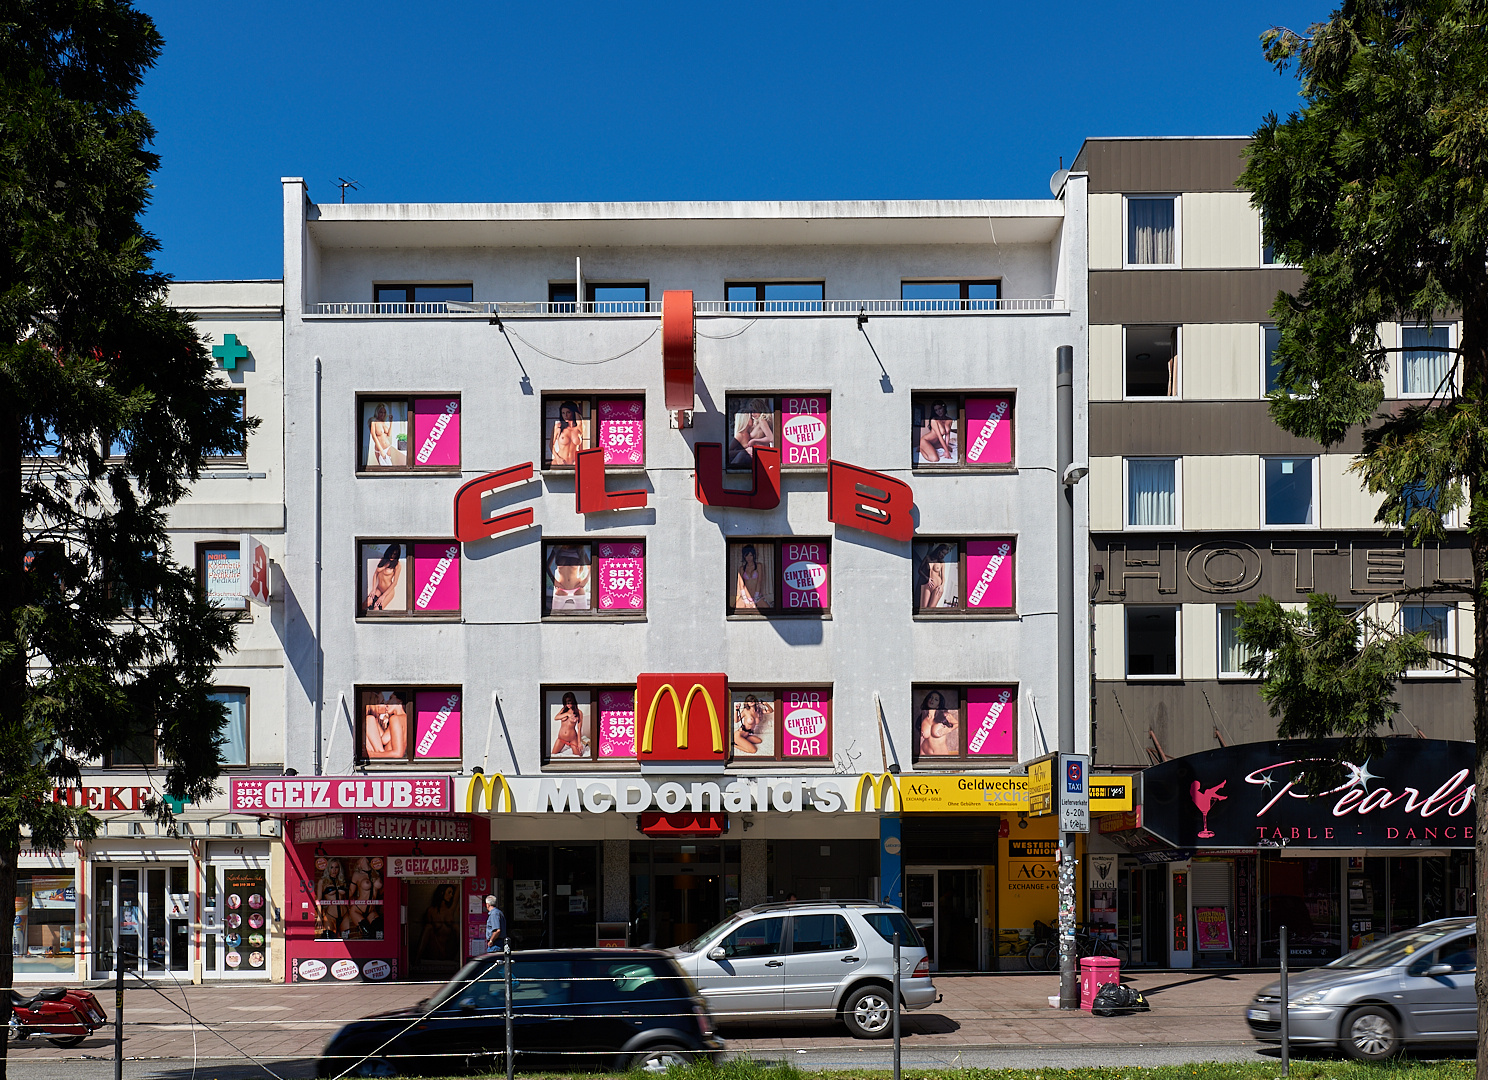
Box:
(335, 177), (360, 204)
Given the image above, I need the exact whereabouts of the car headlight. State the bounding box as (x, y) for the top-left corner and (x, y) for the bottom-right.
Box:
(1291, 991), (1327, 1005)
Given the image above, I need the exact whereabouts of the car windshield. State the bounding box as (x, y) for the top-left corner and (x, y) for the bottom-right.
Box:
(681, 915), (740, 954)
(1327, 926), (1449, 969)
(863, 911), (923, 948)
(428, 959), (495, 1009)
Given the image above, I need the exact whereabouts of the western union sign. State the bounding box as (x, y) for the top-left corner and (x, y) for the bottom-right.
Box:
(898, 774), (1132, 814)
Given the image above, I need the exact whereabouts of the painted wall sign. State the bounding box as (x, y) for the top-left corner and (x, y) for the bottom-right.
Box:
(387, 855), (476, 878)
(355, 815), (471, 842)
(636, 673), (728, 766)
(1141, 739), (1476, 848)
(293, 815), (347, 843)
(230, 776), (451, 813)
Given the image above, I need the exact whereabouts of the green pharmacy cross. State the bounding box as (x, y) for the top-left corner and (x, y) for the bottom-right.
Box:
(212, 333), (249, 370)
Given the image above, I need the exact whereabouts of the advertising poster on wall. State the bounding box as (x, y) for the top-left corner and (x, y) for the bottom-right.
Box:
(513, 880), (543, 923)
(597, 399), (644, 466)
(29, 877), (75, 910)
(727, 397), (775, 470)
(408, 880), (462, 975)
(964, 397), (1013, 465)
(223, 869), (269, 970)
(782, 542), (829, 609)
(544, 544), (591, 612)
(546, 689), (593, 760)
(966, 541), (1014, 610)
(292, 956), (396, 983)
(362, 543), (409, 614)
(412, 397), (460, 467)
(362, 690), (409, 759)
(780, 396), (828, 466)
(966, 687), (1016, 757)
(913, 398), (959, 464)
(414, 690), (462, 760)
(411, 543), (460, 613)
(596, 543), (645, 610)
(312, 857), (385, 941)
(363, 401), (408, 468)
(597, 690), (635, 759)
(731, 692), (775, 757)
(204, 545), (246, 609)
(914, 542), (960, 609)
(1196, 906), (1232, 951)
(915, 687), (962, 758)
(545, 399), (590, 468)
(729, 542), (774, 611)
(781, 690), (830, 759)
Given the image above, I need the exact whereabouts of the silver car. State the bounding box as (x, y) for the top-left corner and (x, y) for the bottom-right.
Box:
(1246, 917), (1477, 1060)
(669, 901), (937, 1039)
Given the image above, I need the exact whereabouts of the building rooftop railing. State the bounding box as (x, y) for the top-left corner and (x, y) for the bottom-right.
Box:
(310, 297), (1062, 316)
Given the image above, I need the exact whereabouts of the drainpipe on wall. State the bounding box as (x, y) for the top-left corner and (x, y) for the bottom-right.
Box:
(313, 355), (323, 776)
(1057, 344), (1080, 1009)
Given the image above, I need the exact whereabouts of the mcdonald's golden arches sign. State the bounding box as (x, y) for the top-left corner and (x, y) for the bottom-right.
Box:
(636, 673), (728, 765)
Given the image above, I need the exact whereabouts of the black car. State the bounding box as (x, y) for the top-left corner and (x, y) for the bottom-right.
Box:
(318, 949), (724, 1077)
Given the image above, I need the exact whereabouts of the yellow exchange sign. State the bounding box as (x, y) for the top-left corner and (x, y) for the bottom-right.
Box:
(897, 774), (1133, 813)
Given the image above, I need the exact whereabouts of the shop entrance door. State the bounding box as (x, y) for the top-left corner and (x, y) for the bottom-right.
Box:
(407, 878), (463, 980)
(91, 864), (191, 978)
(904, 867), (982, 972)
(1142, 866), (1167, 967)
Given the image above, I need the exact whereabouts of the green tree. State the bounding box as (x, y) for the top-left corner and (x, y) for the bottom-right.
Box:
(0, 2), (251, 1059)
(1238, 0), (1488, 1069)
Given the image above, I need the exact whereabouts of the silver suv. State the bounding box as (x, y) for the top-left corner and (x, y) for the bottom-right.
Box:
(668, 901), (937, 1039)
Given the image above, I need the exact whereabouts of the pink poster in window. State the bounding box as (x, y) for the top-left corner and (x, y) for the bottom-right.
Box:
(411, 543), (461, 612)
(964, 397), (1012, 465)
(412, 398), (461, 467)
(780, 395), (829, 466)
(966, 540), (1013, 609)
(966, 686), (1015, 757)
(597, 689), (636, 758)
(781, 541), (829, 609)
(598, 399), (645, 466)
(781, 690), (830, 758)
(413, 691), (462, 759)
(596, 542), (645, 610)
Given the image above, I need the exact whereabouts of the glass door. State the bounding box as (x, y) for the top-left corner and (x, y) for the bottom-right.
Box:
(119, 869), (143, 974)
(905, 872), (936, 967)
(905, 867), (982, 971)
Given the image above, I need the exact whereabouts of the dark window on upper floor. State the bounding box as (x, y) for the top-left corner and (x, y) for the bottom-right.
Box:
(373, 283), (473, 311)
(901, 280), (1001, 310)
(1125, 325), (1178, 397)
(725, 282), (824, 312)
(549, 282), (650, 312)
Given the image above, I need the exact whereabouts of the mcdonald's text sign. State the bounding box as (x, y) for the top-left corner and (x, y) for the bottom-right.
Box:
(636, 673), (728, 766)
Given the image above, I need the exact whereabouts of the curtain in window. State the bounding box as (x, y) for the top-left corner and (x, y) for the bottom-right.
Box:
(1128, 459), (1176, 526)
(1402, 326), (1452, 395)
(1218, 608), (1256, 675)
(1402, 606), (1450, 671)
(212, 691), (248, 766)
(1128, 199), (1175, 265)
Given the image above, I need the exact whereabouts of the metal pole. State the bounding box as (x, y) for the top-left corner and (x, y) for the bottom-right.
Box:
(1056, 343), (1080, 1010)
(892, 932), (901, 1080)
(114, 947), (124, 1080)
(1279, 925), (1290, 1076)
(504, 939), (514, 1080)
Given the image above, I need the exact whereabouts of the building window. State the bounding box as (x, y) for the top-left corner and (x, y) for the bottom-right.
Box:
(723, 394), (830, 469)
(205, 389), (248, 461)
(911, 684), (1017, 763)
(1400, 325), (1454, 397)
(1263, 326), (1283, 395)
(372, 283), (473, 312)
(358, 687), (462, 762)
(1127, 606), (1179, 678)
(198, 541), (246, 611)
(910, 393), (1015, 468)
(359, 541), (461, 617)
(1401, 605), (1454, 676)
(1263, 456), (1317, 526)
(725, 282), (824, 312)
(1217, 607), (1257, 678)
(1125, 326), (1178, 397)
(900, 280), (1001, 311)
(358, 395), (461, 471)
(912, 539), (1015, 615)
(543, 686), (637, 762)
(549, 282), (650, 312)
(1125, 196), (1178, 267)
(211, 689), (249, 767)
(1126, 458), (1178, 528)
(108, 718), (158, 766)
(543, 540), (646, 617)
(541, 394), (646, 469)
(728, 538), (830, 616)
(730, 687), (832, 762)
(109, 549), (157, 616)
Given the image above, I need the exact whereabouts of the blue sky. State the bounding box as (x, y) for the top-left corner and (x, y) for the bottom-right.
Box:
(139, 0), (1326, 281)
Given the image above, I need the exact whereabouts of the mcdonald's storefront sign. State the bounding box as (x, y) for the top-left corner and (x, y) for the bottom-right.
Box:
(636, 673), (728, 766)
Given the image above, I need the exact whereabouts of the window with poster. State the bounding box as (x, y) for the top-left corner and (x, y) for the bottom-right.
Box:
(540, 394), (646, 469)
(14, 871), (77, 974)
(221, 869), (272, 969)
(541, 686), (637, 764)
(723, 393), (830, 469)
(912, 538), (1015, 615)
(910, 392), (1015, 469)
(310, 855), (385, 941)
(358, 540), (461, 618)
(357, 394), (461, 472)
(726, 538), (830, 617)
(542, 540), (646, 618)
(911, 684), (1017, 764)
(729, 687), (831, 763)
(357, 687), (463, 764)
(197, 541), (247, 612)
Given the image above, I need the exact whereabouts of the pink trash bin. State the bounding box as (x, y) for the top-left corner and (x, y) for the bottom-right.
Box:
(1080, 955), (1121, 1010)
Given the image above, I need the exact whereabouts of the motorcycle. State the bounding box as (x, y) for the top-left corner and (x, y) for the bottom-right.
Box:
(8, 986), (108, 1048)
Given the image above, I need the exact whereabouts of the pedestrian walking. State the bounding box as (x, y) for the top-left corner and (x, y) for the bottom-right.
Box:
(484, 894), (507, 950)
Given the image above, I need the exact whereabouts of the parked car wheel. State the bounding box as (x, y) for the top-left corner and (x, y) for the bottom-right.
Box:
(47, 1036), (85, 1049)
(842, 984), (895, 1039)
(349, 1056), (398, 1077)
(628, 1043), (690, 1073)
(1341, 1006), (1401, 1061)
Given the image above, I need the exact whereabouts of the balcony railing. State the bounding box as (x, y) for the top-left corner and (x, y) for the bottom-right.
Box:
(311, 297), (1061, 316)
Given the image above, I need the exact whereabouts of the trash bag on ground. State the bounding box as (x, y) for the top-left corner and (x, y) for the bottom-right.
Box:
(1091, 982), (1150, 1017)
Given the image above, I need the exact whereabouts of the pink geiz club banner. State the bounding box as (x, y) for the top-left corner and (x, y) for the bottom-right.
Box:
(414, 691), (462, 759)
(964, 397), (1012, 465)
(780, 396), (828, 466)
(596, 543), (645, 610)
(598, 690), (636, 758)
(966, 686), (1015, 757)
(412, 398), (461, 467)
(412, 543), (460, 612)
(781, 541), (829, 609)
(598, 399), (645, 466)
(966, 540), (1013, 609)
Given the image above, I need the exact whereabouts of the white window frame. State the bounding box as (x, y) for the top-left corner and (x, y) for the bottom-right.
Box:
(1397, 322), (1458, 399)
(1216, 605), (1258, 680)
(1259, 211), (1296, 267)
(1125, 605), (1182, 680)
(1123, 194), (1181, 269)
(1123, 457), (1182, 531)
(1123, 325), (1181, 400)
(1261, 324), (1283, 397)
(1260, 455), (1320, 530)
(1400, 603), (1457, 678)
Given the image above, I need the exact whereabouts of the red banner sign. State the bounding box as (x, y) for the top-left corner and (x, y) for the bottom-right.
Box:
(230, 776), (451, 813)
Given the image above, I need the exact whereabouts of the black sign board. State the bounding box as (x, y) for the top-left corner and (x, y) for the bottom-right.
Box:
(1141, 739), (1475, 849)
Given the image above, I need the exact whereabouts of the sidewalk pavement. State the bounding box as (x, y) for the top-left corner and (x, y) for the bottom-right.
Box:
(6, 970), (1272, 1063)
